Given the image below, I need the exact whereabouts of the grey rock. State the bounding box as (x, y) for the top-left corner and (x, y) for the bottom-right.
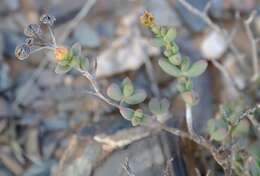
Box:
(63, 142), (102, 176)
(0, 98), (8, 117)
(74, 22), (101, 48)
(57, 100), (81, 112)
(15, 82), (41, 106)
(43, 117), (69, 131)
(201, 31), (227, 60)
(0, 164), (13, 176)
(37, 70), (63, 88)
(0, 33), (4, 60)
(22, 160), (56, 176)
(93, 135), (165, 176)
(2, 31), (24, 58)
(96, 20), (116, 38)
(175, 0), (208, 32)
(4, 0), (19, 11)
(0, 62), (11, 90)
(49, 87), (74, 102)
(210, 0), (225, 18)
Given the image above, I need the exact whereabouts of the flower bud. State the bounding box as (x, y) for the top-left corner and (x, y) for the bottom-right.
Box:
(54, 47), (69, 61)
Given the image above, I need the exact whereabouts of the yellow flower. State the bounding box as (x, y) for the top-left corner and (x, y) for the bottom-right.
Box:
(140, 11), (155, 27)
(54, 47), (68, 61)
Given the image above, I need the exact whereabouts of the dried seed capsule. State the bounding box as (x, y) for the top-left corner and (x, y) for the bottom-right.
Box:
(40, 14), (56, 26)
(24, 24), (41, 37)
(15, 44), (31, 60)
(140, 11), (155, 27)
(25, 38), (34, 46)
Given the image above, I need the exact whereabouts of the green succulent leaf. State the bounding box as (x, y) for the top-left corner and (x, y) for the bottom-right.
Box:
(169, 55), (181, 65)
(149, 98), (170, 115)
(107, 83), (123, 101)
(232, 120), (249, 137)
(79, 57), (90, 71)
(59, 53), (73, 66)
(164, 28), (176, 43)
(124, 89), (147, 105)
(207, 118), (228, 141)
(184, 60), (208, 77)
(181, 56), (190, 71)
(150, 38), (164, 47)
(71, 43), (82, 57)
(119, 107), (134, 120)
(171, 43), (179, 55)
(159, 59), (182, 77)
(160, 27), (167, 36)
(211, 128), (227, 141)
(122, 77), (134, 97)
(177, 78), (193, 92)
(131, 109), (144, 126)
(163, 49), (172, 57)
(55, 64), (71, 74)
(151, 25), (160, 34)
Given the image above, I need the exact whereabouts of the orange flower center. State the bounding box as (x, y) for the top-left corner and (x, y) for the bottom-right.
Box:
(54, 47), (68, 61)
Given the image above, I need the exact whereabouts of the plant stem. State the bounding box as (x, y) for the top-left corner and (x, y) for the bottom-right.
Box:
(78, 69), (232, 175)
(185, 104), (194, 135)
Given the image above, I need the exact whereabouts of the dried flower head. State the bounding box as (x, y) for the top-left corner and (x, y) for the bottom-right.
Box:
(15, 44), (31, 60)
(140, 11), (155, 27)
(40, 14), (56, 26)
(24, 24), (42, 37)
(25, 38), (34, 46)
(54, 47), (69, 61)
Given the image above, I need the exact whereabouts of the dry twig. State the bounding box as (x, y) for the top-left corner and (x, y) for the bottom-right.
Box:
(244, 10), (259, 81)
(122, 158), (136, 176)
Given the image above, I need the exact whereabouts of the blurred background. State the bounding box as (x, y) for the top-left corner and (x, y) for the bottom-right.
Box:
(0, 0), (259, 175)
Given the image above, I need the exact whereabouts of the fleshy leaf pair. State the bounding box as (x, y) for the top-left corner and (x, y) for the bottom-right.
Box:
(148, 98), (169, 115)
(149, 98), (170, 122)
(107, 77), (147, 105)
(159, 59), (208, 78)
(55, 43), (89, 74)
(207, 118), (249, 142)
(119, 108), (145, 126)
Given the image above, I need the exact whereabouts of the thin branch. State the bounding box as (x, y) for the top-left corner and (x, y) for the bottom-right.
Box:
(176, 0), (220, 32)
(185, 104), (194, 135)
(162, 158), (173, 176)
(203, 0), (212, 14)
(211, 60), (242, 93)
(206, 170), (212, 176)
(195, 168), (202, 176)
(48, 25), (57, 47)
(59, 0), (96, 42)
(175, 0), (245, 67)
(122, 158), (136, 176)
(144, 56), (160, 97)
(244, 10), (259, 81)
(237, 104), (260, 132)
(248, 115), (260, 132)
